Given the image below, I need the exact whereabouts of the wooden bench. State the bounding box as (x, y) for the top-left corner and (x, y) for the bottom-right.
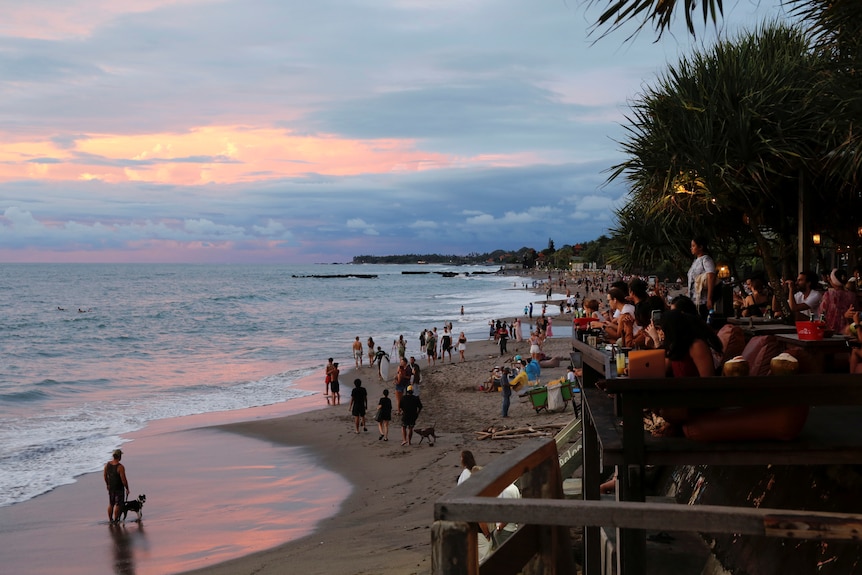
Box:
(581, 372), (862, 575)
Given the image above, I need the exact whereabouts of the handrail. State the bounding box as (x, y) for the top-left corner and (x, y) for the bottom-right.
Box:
(432, 429), (862, 575)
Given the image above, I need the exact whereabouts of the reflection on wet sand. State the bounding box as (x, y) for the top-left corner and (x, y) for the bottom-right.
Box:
(108, 521), (147, 575)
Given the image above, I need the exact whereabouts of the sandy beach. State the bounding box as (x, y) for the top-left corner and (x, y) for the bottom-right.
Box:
(180, 330), (577, 575)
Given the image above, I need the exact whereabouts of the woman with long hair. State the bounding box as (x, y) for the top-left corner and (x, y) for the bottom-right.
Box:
(659, 309), (723, 377)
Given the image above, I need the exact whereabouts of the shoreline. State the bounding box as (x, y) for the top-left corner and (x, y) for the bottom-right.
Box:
(178, 334), (577, 575)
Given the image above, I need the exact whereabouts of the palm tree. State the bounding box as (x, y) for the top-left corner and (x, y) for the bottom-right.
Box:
(608, 23), (852, 305)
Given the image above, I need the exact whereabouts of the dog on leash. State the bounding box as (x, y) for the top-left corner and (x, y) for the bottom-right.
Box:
(120, 494), (146, 522)
(414, 425), (436, 446)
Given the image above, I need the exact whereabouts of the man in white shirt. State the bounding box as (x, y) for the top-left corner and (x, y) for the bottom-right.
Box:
(784, 270), (823, 320)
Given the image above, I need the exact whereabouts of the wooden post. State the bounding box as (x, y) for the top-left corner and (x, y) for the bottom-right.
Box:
(581, 395), (602, 575)
(432, 520), (477, 575)
(617, 393), (646, 575)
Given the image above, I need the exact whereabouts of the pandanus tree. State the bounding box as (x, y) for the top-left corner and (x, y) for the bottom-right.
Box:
(606, 23), (849, 312)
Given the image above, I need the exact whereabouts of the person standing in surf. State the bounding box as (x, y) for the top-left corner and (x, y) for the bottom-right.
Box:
(104, 449), (130, 523)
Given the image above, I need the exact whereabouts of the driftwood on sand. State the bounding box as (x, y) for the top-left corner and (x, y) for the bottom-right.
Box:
(475, 423), (565, 440)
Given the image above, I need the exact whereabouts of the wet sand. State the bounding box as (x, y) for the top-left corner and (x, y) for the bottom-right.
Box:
(0, 328), (576, 575)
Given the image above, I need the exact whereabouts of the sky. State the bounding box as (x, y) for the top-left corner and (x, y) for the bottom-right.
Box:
(0, 0), (780, 263)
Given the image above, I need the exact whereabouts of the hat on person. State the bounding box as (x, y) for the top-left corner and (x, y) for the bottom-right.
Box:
(514, 355), (522, 361)
(407, 385), (414, 392)
(112, 449), (123, 458)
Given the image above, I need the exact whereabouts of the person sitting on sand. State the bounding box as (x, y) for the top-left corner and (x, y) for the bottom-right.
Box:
(399, 386), (423, 446)
(348, 379), (368, 434)
(376, 389), (392, 441)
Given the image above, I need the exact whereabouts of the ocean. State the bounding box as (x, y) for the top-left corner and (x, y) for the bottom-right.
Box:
(0, 263), (541, 508)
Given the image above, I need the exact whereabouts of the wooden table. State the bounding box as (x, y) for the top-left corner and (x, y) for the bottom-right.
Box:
(775, 334), (851, 372)
(727, 317), (797, 339)
(580, 373), (862, 575)
(571, 338), (616, 388)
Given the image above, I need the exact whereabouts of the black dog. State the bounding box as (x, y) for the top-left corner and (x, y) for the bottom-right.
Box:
(414, 426), (436, 446)
(120, 494), (146, 522)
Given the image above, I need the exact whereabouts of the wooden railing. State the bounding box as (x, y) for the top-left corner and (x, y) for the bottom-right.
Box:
(433, 432), (862, 575)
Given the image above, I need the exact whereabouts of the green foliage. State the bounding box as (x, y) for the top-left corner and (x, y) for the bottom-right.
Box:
(608, 21), (862, 285)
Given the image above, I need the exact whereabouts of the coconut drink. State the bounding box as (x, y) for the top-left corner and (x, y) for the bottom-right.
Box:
(722, 356), (750, 377)
(770, 352), (799, 376)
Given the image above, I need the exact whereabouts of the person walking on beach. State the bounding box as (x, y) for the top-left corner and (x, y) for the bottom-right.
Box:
(394, 357), (412, 415)
(104, 449), (130, 523)
(352, 337), (364, 367)
(374, 346), (389, 379)
(367, 337), (376, 365)
(457, 332), (467, 362)
(376, 389), (392, 441)
(498, 325), (508, 356)
(348, 379), (368, 434)
(399, 386), (423, 446)
(409, 356), (422, 396)
(330, 363), (341, 405)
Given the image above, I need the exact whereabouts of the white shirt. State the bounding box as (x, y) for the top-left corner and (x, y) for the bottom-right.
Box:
(688, 254), (716, 304)
(795, 290), (823, 319)
(496, 483), (521, 532)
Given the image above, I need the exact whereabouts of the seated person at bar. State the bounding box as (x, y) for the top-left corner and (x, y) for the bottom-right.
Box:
(819, 268), (855, 333)
(583, 298), (601, 318)
(631, 295), (668, 349)
(659, 309), (723, 378)
(669, 294), (698, 315)
(654, 309), (807, 441)
(593, 287), (635, 343)
(739, 275), (772, 317)
(778, 270), (822, 321)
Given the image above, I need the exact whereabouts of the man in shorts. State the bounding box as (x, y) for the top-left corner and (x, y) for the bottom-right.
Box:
(352, 336), (364, 367)
(348, 378), (368, 433)
(399, 386), (423, 446)
(104, 449), (130, 523)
